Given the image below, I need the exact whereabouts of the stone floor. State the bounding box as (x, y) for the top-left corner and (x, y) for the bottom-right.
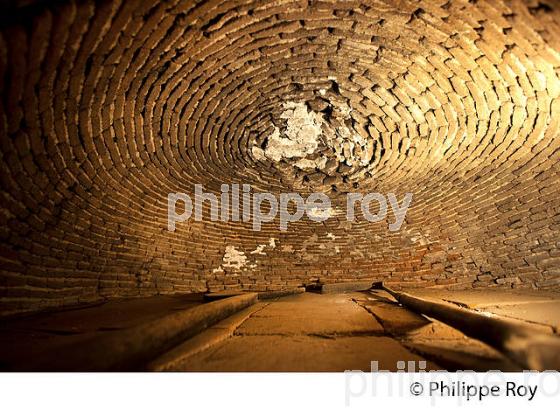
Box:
(166, 292), (441, 371)
(1, 289), (559, 371)
(156, 289), (560, 371)
(0, 294), (204, 370)
(353, 290), (522, 371)
(408, 288), (560, 333)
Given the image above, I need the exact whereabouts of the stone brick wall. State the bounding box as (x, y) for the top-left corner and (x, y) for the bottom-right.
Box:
(1, 0), (559, 315)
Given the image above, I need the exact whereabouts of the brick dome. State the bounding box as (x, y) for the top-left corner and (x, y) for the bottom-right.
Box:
(1, 0), (559, 315)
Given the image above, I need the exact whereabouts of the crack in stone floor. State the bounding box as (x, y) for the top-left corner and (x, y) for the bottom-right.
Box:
(166, 292), (442, 371)
(3, 289), (557, 371)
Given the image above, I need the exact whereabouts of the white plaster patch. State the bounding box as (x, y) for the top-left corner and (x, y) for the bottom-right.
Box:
(308, 207), (341, 218)
(251, 146), (266, 161)
(221, 245), (248, 271)
(326, 233), (336, 240)
(323, 104), (374, 167)
(215, 239), (280, 273)
(402, 228), (431, 246)
(336, 103), (352, 118)
(294, 156), (327, 170)
(259, 102), (324, 162)
(251, 100), (375, 175)
(250, 244), (267, 255)
(307, 207), (331, 219)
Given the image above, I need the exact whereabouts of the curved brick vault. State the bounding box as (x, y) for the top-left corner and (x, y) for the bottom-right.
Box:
(1, 0), (559, 315)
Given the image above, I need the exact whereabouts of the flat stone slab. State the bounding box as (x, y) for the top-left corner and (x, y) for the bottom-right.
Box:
(181, 335), (441, 371)
(404, 341), (521, 372)
(400, 315), (523, 371)
(258, 287), (306, 299)
(409, 289), (560, 308)
(404, 289), (560, 332)
(357, 290), (523, 371)
(2, 293), (257, 371)
(204, 288), (305, 302)
(319, 281), (374, 294)
(147, 303), (268, 371)
(203, 291), (244, 301)
(481, 301), (560, 332)
(0, 294), (205, 369)
(355, 300), (432, 336)
(236, 293), (384, 336)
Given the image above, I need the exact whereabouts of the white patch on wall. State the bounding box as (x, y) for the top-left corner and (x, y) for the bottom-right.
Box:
(322, 102), (374, 167)
(281, 244), (294, 252)
(337, 103), (352, 118)
(250, 100), (375, 175)
(298, 232), (343, 262)
(308, 207), (341, 218)
(402, 228), (431, 246)
(251, 146), (266, 161)
(250, 244), (267, 255)
(221, 245), (248, 271)
(294, 157), (327, 170)
(258, 102), (324, 162)
(214, 238), (280, 273)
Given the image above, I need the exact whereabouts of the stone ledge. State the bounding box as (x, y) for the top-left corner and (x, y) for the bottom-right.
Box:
(21, 293), (258, 371)
(308, 281), (374, 294)
(204, 287), (305, 302)
(147, 303), (267, 371)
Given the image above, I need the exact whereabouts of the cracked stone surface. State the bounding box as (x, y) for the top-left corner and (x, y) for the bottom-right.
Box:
(2, 289), (558, 371)
(407, 288), (560, 333)
(0, 294), (204, 370)
(182, 335), (433, 372)
(235, 292), (384, 336)
(177, 292), (440, 371)
(353, 290), (523, 371)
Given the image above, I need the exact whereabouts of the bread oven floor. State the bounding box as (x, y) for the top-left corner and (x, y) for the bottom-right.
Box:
(1, 289), (559, 371)
(161, 289), (559, 372)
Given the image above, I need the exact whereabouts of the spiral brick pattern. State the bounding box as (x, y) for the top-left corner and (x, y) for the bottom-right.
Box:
(1, 0), (560, 315)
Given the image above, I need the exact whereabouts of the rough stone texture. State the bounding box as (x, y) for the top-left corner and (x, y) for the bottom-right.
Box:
(147, 302), (267, 371)
(236, 292), (384, 335)
(409, 288), (560, 332)
(319, 280), (374, 293)
(0, 293), (205, 369)
(181, 335), (432, 372)
(1, 292), (257, 370)
(172, 292), (440, 371)
(354, 290), (523, 371)
(0, 0), (560, 314)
